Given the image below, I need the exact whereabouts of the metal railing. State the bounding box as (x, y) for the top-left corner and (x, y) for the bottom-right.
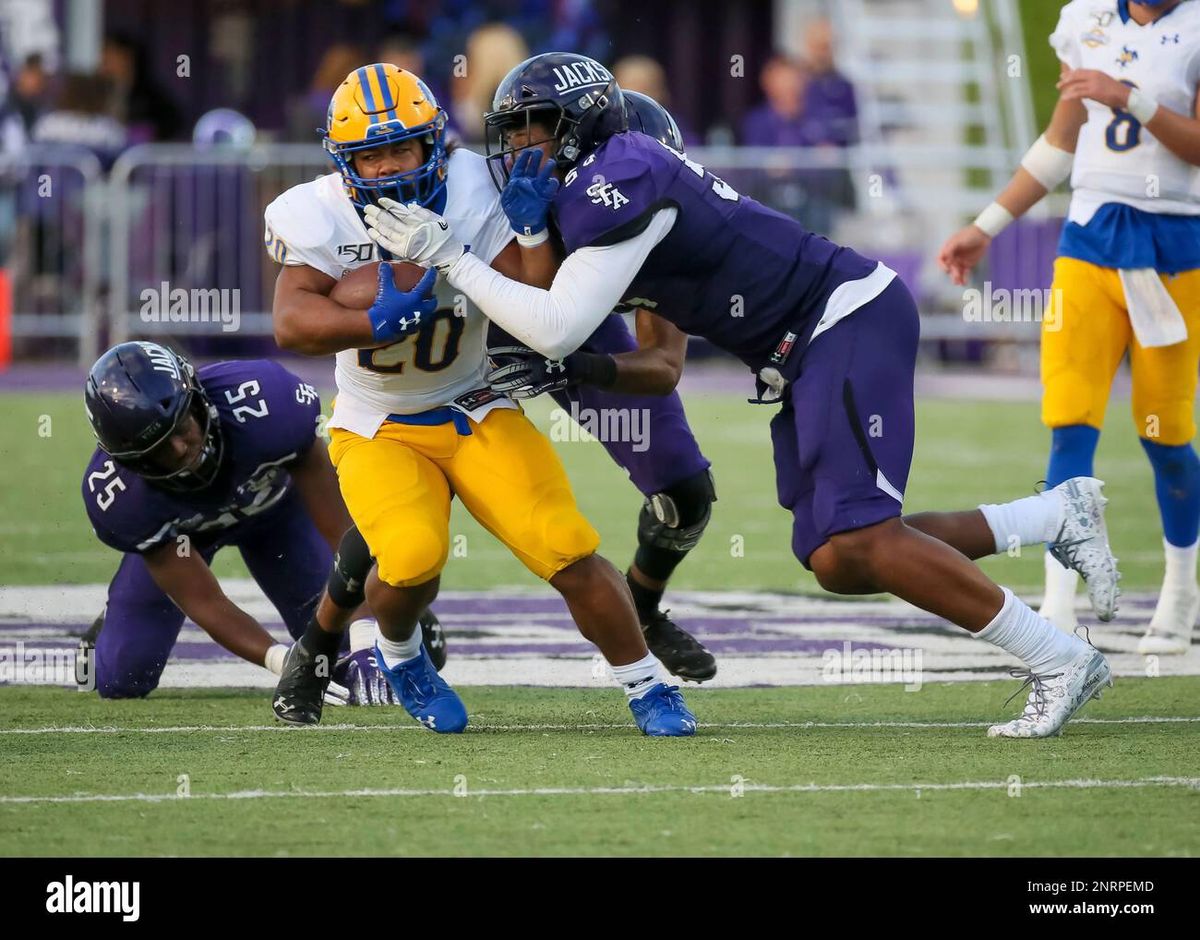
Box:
(0, 145), (105, 365)
(2, 141), (1059, 365)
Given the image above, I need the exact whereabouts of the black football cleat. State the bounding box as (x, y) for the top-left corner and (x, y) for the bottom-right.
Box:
(272, 640), (335, 725)
(641, 609), (717, 683)
(420, 608), (448, 672)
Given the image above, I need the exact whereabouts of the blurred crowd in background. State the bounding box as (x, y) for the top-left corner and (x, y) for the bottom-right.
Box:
(0, 0), (857, 162)
(0, 0), (884, 363)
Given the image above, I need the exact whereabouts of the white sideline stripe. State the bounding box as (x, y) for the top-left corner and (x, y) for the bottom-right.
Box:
(2, 777), (1198, 805)
(2, 715), (1198, 735)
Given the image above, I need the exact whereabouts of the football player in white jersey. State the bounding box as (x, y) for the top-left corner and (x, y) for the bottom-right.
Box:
(940, 0), (1200, 654)
(263, 64), (696, 736)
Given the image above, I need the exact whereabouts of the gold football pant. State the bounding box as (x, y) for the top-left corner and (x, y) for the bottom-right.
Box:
(329, 408), (600, 587)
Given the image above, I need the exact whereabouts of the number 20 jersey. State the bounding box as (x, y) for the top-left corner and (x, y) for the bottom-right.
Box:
(263, 149), (515, 437)
(1051, 0), (1200, 224)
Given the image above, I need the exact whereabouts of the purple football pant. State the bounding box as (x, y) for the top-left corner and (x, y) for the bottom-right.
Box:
(94, 493), (332, 698)
(771, 277), (920, 567)
(547, 313), (710, 495)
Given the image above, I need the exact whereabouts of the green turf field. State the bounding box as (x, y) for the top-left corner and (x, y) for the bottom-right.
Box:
(1, 680), (1197, 856)
(0, 387), (1187, 592)
(4, 383), (1197, 857)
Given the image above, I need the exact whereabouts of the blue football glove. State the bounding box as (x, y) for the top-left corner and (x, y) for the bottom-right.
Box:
(368, 264), (438, 344)
(500, 149), (559, 237)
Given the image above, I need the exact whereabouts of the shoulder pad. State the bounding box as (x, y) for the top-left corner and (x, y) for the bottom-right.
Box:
(264, 178), (340, 250)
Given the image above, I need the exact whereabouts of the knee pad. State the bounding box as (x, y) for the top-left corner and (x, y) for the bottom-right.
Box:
(327, 525), (374, 609)
(635, 470), (716, 580)
(637, 469), (717, 554)
(373, 525), (448, 588)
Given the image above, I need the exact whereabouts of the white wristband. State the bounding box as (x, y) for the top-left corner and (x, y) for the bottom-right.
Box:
(973, 202), (1015, 238)
(264, 643), (288, 675)
(516, 228), (550, 247)
(1126, 88), (1159, 125)
(1019, 134), (1075, 191)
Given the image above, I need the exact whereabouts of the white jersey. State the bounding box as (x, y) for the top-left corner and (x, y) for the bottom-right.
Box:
(1051, 0), (1200, 223)
(264, 149), (516, 437)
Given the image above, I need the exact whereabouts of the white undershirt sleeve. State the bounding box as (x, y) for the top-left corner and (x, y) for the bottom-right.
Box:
(444, 207), (678, 360)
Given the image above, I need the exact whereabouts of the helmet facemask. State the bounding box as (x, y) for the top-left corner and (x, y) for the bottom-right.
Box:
(484, 78), (623, 192)
(325, 117), (449, 210)
(484, 105), (567, 191)
(105, 377), (225, 494)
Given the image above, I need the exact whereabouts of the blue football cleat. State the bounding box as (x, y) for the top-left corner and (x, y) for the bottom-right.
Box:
(375, 644), (468, 733)
(629, 683), (697, 736)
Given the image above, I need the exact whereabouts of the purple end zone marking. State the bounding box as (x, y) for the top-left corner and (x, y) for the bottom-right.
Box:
(1, 634), (897, 661)
(432, 597), (571, 615)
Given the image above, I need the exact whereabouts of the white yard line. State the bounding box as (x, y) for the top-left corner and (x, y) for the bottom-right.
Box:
(1, 776), (1197, 806)
(2, 715), (1198, 735)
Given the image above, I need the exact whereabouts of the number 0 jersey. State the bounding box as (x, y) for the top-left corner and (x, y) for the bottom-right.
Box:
(1051, 0), (1200, 223)
(263, 148), (515, 437)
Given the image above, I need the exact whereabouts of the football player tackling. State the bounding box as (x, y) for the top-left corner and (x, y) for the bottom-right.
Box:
(488, 90), (718, 682)
(367, 53), (1121, 738)
(265, 63), (696, 735)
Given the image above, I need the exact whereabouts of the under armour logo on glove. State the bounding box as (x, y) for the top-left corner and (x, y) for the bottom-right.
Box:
(487, 345), (578, 399)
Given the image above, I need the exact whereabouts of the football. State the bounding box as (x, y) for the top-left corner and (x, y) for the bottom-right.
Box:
(329, 260), (429, 309)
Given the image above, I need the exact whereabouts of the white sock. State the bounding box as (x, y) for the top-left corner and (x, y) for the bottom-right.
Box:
(375, 622), (423, 669)
(977, 587), (1087, 673)
(978, 489), (1063, 554)
(263, 643), (288, 675)
(610, 652), (665, 701)
(1040, 551), (1079, 614)
(1162, 538), (1199, 590)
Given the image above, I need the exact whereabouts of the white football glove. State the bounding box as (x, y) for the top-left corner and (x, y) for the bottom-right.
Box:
(322, 679), (351, 707)
(363, 198), (466, 275)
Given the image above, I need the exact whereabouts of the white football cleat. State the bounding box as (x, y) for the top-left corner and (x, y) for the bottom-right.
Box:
(1038, 550), (1079, 633)
(1138, 582), (1199, 656)
(987, 645), (1112, 739)
(1047, 477), (1120, 622)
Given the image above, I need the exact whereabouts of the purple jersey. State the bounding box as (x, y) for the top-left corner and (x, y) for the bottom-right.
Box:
(553, 131), (878, 374)
(82, 360), (323, 554)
